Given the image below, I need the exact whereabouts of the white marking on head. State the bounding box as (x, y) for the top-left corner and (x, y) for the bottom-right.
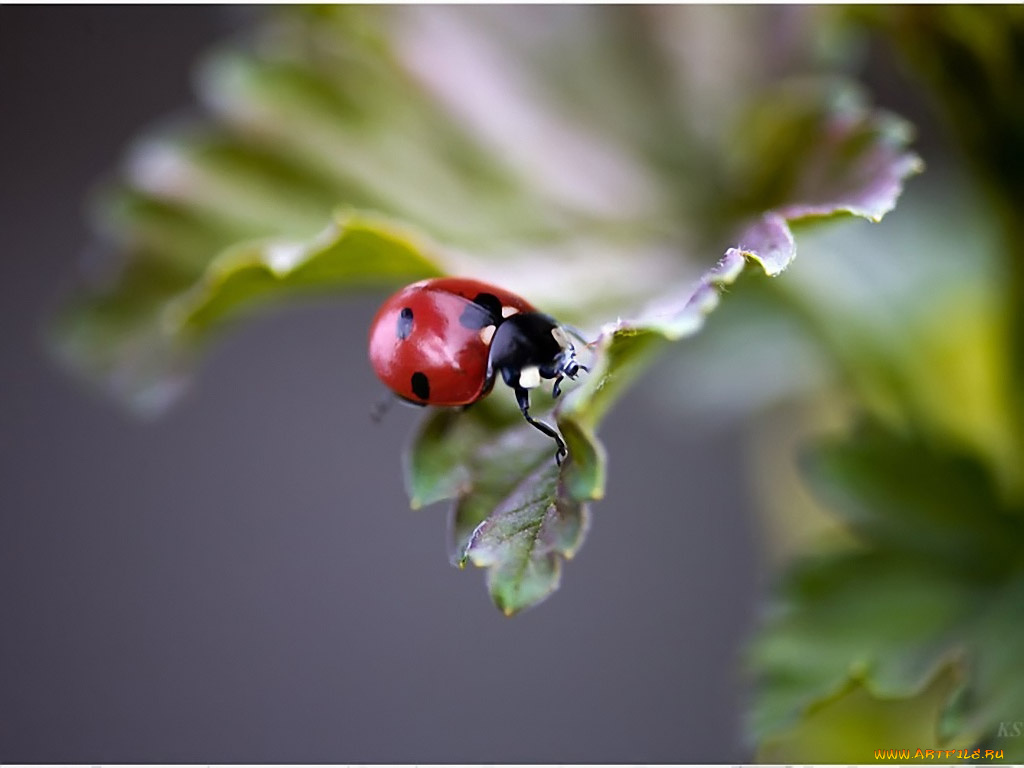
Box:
(501, 306), (520, 318)
(479, 325), (496, 345)
(550, 326), (571, 349)
(518, 365), (541, 389)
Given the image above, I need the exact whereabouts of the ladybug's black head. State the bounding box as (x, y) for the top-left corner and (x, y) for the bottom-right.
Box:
(487, 311), (586, 464)
(487, 312), (582, 393)
(483, 310), (588, 464)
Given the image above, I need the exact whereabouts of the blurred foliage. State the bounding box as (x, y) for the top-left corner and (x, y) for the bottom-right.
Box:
(50, 4), (1024, 761)
(739, 7), (1024, 762)
(759, 662), (967, 764)
(751, 422), (1024, 760)
(864, 6), (1024, 473)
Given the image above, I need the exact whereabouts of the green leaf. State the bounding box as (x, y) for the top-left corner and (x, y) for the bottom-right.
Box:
(406, 403), (588, 615)
(51, 211), (443, 415)
(750, 548), (974, 741)
(196, 20), (573, 247)
(727, 80), (924, 227)
(404, 398), (521, 512)
(466, 460), (589, 616)
(758, 661), (968, 764)
(405, 410), (477, 512)
(558, 247), (770, 501)
(116, 130), (347, 245)
(407, 248), (794, 614)
(965, 576), (1024, 759)
(863, 5), (1024, 487)
(169, 211), (443, 335)
(52, 7), (924, 620)
(751, 420), (1024, 759)
(55, 9), (922, 422)
(802, 422), (1024, 580)
(862, 7), (1024, 212)
(50, 258), (200, 416)
(400, 80), (922, 611)
(659, 183), (1021, 496)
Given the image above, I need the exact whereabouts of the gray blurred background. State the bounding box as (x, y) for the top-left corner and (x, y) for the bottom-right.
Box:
(0, 7), (760, 761)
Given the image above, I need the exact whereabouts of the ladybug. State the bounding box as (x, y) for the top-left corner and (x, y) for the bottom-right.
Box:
(368, 277), (587, 463)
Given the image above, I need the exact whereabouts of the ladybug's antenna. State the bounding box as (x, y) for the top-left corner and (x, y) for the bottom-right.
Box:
(561, 322), (595, 348)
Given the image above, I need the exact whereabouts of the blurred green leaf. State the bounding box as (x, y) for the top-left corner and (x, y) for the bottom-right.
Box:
(52, 211), (443, 414)
(727, 80), (923, 226)
(51, 258), (200, 415)
(863, 7), (1024, 213)
(863, 4), (1024, 489)
(555, 109), (922, 500)
(751, 420), (1024, 759)
(661, 182), (1023, 501)
(803, 422), (1024, 580)
(195, 10), (586, 247)
(751, 549), (974, 741)
(759, 662), (967, 764)
(55, 7), (921, 422)
(170, 211), (443, 334)
(558, 244), (779, 501)
(965, 575), (1024, 757)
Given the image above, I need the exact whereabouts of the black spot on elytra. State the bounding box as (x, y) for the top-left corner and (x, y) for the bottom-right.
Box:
(411, 372), (430, 401)
(473, 292), (503, 318)
(396, 307), (414, 340)
(458, 292), (502, 329)
(458, 304), (490, 330)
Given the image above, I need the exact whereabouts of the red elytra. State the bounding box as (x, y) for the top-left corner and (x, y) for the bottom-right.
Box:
(368, 277), (536, 406)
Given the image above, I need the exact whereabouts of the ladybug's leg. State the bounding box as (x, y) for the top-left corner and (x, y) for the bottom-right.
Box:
(548, 362), (589, 400)
(371, 391), (426, 421)
(514, 385), (568, 465)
